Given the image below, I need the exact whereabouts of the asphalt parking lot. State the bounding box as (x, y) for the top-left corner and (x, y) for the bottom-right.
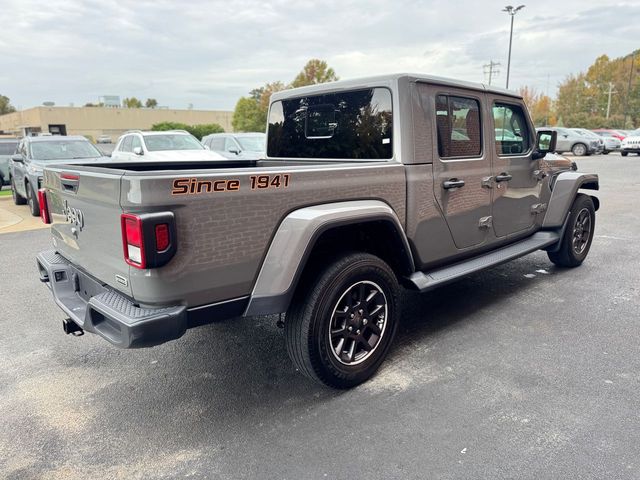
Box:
(1, 153), (639, 479)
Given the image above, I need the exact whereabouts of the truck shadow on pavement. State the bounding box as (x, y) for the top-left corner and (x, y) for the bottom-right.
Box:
(80, 255), (567, 437)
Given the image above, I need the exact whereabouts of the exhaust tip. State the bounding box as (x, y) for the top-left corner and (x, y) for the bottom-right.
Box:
(63, 318), (84, 336)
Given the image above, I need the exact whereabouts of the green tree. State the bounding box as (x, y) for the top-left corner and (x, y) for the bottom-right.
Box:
(188, 123), (225, 139)
(151, 121), (224, 139)
(122, 97), (143, 108)
(291, 59), (339, 88)
(232, 59), (338, 133)
(151, 121), (190, 131)
(0, 94), (16, 115)
(556, 50), (640, 128)
(145, 98), (158, 108)
(232, 96), (267, 132)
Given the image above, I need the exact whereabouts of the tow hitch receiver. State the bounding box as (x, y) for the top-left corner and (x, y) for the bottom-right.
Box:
(63, 318), (84, 336)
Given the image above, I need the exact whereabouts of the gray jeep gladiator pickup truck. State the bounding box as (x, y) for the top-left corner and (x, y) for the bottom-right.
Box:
(36, 74), (599, 388)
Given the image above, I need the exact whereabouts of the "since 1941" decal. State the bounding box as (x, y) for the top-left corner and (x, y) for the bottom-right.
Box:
(172, 174), (291, 195)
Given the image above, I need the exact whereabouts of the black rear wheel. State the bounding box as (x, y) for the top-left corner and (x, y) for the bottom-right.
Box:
(11, 177), (26, 205)
(285, 252), (400, 388)
(548, 194), (595, 268)
(26, 183), (40, 216)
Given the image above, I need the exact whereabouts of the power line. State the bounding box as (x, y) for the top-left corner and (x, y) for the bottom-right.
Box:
(483, 60), (501, 85)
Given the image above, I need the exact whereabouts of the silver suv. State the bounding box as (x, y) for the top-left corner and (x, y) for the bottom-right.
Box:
(201, 132), (265, 160)
(541, 127), (599, 156)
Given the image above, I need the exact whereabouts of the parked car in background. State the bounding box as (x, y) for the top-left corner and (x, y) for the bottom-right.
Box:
(0, 138), (19, 189)
(570, 128), (606, 154)
(540, 127), (599, 156)
(589, 132), (621, 154)
(111, 130), (226, 162)
(97, 134), (112, 144)
(201, 132), (266, 160)
(10, 135), (107, 216)
(620, 128), (640, 156)
(592, 129), (626, 141)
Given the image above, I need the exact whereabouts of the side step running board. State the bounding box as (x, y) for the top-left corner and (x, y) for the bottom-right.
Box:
(407, 231), (560, 292)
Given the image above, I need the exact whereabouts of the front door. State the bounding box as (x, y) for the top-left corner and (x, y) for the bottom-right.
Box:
(430, 88), (493, 249)
(489, 99), (542, 237)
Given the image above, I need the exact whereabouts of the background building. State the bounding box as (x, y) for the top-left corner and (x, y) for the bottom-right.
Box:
(0, 106), (234, 141)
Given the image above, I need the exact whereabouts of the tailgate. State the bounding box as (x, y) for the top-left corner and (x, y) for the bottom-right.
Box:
(43, 166), (131, 297)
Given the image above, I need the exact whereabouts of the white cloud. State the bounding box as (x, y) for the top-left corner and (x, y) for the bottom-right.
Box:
(0, 0), (637, 110)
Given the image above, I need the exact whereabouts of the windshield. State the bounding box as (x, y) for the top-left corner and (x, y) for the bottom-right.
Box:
(237, 136), (265, 152)
(0, 142), (18, 155)
(30, 140), (102, 160)
(143, 134), (204, 152)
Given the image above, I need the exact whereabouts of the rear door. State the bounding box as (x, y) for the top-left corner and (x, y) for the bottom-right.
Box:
(44, 165), (131, 296)
(430, 86), (493, 249)
(489, 98), (541, 237)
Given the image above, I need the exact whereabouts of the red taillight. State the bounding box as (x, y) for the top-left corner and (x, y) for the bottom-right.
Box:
(155, 223), (170, 252)
(38, 188), (51, 224)
(60, 173), (80, 181)
(121, 214), (146, 268)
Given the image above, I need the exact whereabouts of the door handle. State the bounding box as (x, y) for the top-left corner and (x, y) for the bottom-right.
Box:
(495, 173), (513, 182)
(443, 178), (465, 189)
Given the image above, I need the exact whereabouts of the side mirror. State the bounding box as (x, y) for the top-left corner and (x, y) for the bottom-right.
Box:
(204, 144), (210, 150)
(133, 146), (144, 156)
(532, 130), (557, 160)
(228, 148), (240, 155)
(11, 154), (23, 163)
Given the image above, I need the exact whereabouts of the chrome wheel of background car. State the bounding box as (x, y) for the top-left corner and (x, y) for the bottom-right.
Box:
(572, 143), (587, 156)
(572, 208), (592, 255)
(329, 280), (388, 366)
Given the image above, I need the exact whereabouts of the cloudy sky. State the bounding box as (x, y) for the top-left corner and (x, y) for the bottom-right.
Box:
(1, 0), (638, 111)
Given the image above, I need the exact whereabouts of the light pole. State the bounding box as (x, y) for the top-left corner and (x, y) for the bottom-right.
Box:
(503, 5), (525, 89)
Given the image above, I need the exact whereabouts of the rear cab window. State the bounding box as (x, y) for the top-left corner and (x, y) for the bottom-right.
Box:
(267, 87), (393, 160)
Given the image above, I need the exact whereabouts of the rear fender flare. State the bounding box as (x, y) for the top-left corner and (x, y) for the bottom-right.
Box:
(244, 200), (412, 316)
(542, 172), (599, 228)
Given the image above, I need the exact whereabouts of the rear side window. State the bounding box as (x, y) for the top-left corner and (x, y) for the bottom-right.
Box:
(493, 103), (530, 155)
(436, 95), (482, 158)
(267, 87), (393, 159)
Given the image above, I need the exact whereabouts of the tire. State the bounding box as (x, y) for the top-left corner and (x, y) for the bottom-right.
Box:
(26, 182), (40, 216)
(548, 194), (595, 268)
(11, 177), (26, 205)
(621, 151), (628, 157)
(602, 151), (610, 155)
(285, 252), (400, 388)
(571, 143), (588, 156)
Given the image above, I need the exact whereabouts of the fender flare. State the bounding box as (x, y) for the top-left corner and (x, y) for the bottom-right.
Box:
(542, 172), (599, 228)
(244, 200), (413, 316)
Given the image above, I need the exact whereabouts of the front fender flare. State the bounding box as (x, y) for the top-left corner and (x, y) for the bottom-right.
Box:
(542, 172), (599, 228)
(244, 200), (412, 316)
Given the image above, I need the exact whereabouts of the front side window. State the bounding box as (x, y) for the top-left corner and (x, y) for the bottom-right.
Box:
(267, 87), (393, 159)
(436, 95), (482, 158)
(143, 134), (204, 152)
(131, 135), (142, 151)
(493, 103), (530, 155)
(121, 136), (133, 152)
(30, 140), (102, 161)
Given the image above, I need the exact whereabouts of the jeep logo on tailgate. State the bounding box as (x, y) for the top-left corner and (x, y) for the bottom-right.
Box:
(63, 200), (84, 231)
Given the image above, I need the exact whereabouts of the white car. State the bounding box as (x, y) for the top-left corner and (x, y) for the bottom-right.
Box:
(111, 130), (226, 162)
(620, 129), (640, 157)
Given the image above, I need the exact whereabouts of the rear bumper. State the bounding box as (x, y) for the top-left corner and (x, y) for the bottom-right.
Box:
(37, 250), (249, 348)
(37, 250), (187, 348)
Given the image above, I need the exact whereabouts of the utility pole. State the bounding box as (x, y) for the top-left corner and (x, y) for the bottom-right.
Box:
(623, 53), (635, 129)
(605, 82), (616, 119)
(503, 5), (525, 89)
(483, 60), (501, 85)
